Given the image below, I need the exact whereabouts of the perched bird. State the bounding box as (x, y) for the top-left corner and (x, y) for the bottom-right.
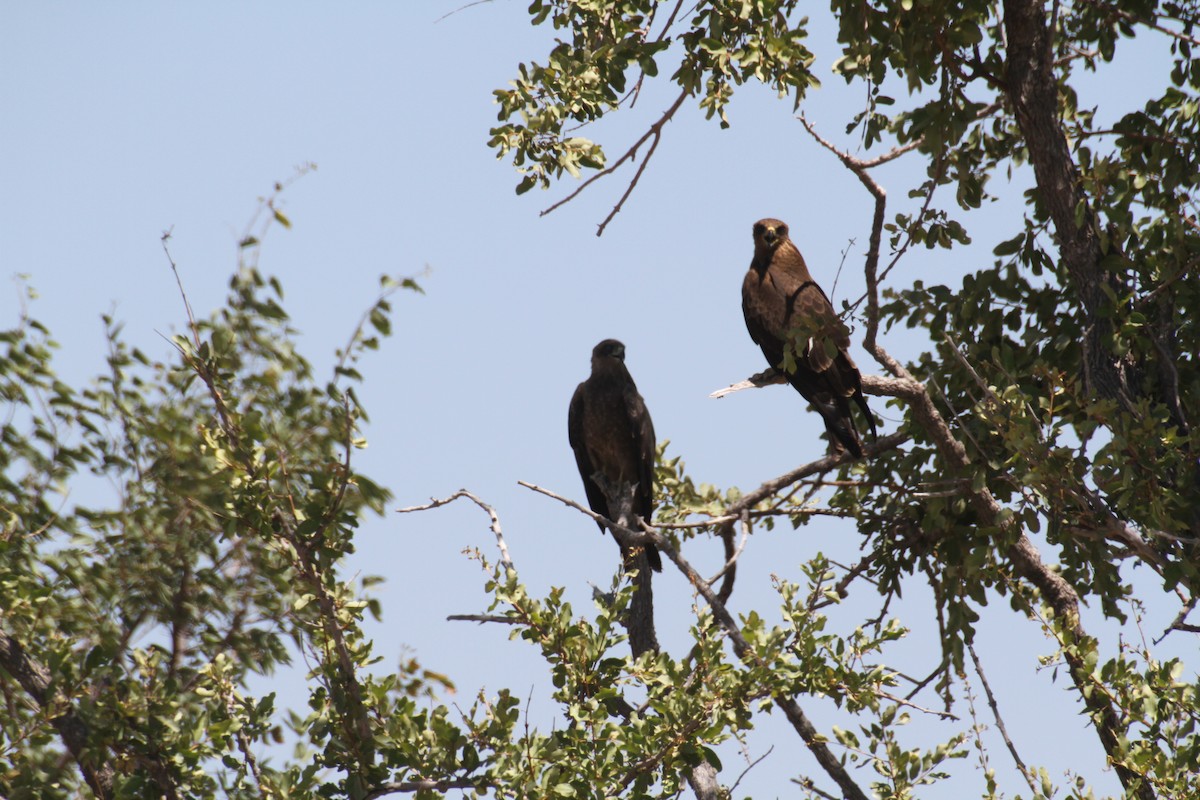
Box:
(741, 218), (876, 457)
(568, 339), (663, 572)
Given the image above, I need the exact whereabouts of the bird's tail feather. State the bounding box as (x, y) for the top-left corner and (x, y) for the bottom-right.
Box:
(645, 544), (663, 572)
(814, 398), (864, 458)
(853, 390), (877, 441)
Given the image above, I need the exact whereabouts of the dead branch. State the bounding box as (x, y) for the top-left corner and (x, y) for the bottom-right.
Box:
(398, 490), (514, 571)
(709, 368), (789, 398)
(969, 644), (1038, 794)
(1154, 595), (1200, 644)
(723, 431), (910, 518)
(516, 480), (658, 555)
(540, 89), (690, 236)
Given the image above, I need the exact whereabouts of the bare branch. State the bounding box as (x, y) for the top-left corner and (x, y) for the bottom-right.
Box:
(728, 745), (774, 795)
(446, 614), (517, 625)
(709, 367), (789, 398)
(863, 685), (959, 721)
(516, 480), (659, 555)
(799, 114), (926, 169)
(969, 644), (1038, 795)
(433, 0), (494, 24)
(398, 490), (514, 571)
(540, 89), (690, 236)
(703, 510), (751, 586)
(791, 776), (842, 800)
(723, 431), (910, 518)
(1154, 595), (1200, 644)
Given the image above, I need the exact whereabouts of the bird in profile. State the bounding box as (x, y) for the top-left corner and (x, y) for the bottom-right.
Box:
(741, 218), (876, 457)
(568, 339), (663, 572)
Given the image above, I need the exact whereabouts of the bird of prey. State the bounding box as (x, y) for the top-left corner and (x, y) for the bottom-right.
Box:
(568, 339), (663, 572)
(742, 218), (876, 457)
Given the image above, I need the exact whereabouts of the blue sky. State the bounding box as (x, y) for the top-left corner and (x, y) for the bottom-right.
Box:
(2, 3), (1188, 798)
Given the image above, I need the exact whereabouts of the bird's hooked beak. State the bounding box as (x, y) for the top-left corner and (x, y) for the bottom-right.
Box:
(762, 226), (780, 246)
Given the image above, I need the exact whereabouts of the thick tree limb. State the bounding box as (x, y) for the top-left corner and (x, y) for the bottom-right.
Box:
(803, 101), (1155, 798)
(1003, 0), (1136, 409)
(0, 628), (115, 800)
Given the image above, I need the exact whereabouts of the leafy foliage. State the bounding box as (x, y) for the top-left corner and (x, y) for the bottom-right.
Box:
(7, 1), (1200, 798)
(488, 0), (1200, 797)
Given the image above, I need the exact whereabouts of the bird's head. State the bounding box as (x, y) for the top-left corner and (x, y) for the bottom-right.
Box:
(753, 218), (790, 252)
(592, 338), (626, 363)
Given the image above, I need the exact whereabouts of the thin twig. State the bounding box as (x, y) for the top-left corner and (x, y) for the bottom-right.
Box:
(363, 778), (480, 799)
(862, 685), (959, 721)
(704, 510), (751, 586)
(969, 643), (1038, 795)
(653, 506), (852, 530)
(516, 480), (657, 553)
(446, 614), (517, 625)
(540, 88), (690, 236)
(1154, 595), (1199, 644)
(397, 490), (514, 570)
(728, 745), (774, 795)
(791, 775), (841, 800)
(433, 0), (494, 23)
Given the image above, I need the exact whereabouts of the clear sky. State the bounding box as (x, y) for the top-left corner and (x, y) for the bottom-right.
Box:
(2, 3), (1187, 798)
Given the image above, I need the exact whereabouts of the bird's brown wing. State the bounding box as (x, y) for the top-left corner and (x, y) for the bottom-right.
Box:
(793, 281), (851, 378)
(626, 387), (663, 573)
(744, 248), (872, 456)
(623, 385), (657, 525)
(742, 268), (788, 369)
(568, 381), (610, 531)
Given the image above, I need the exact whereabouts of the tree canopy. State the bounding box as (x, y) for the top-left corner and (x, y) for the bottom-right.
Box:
(3, 2), (1199, 799)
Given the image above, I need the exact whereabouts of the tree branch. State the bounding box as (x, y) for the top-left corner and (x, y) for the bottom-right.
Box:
(540, 88), (690, 236)
(1003, 0), (1137, 411)
(641, 533), (871, 800)
(968, 643), (1037, 795)
(804, 57), (1154, 796)
(364, 777), (480, 799)
(0, 628), (115, 800)
(398, 489), (514, 571)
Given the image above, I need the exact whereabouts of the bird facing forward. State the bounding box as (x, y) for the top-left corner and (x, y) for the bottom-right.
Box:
(741, 218), (876, 457)
(567, 339), (662, 572)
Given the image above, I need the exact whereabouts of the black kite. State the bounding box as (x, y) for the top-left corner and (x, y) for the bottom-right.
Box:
(742, 218), (876, 457)
(568, 339), (662, 571)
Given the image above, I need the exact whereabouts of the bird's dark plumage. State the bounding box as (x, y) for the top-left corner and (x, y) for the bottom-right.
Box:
(741, 218), (876, 457)
(568, 339), (662, 571)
